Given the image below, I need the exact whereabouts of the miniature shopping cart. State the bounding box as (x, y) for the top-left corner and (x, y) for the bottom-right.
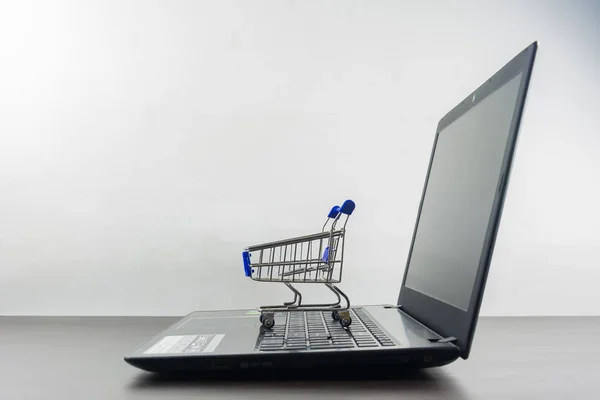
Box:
(242, 199), (356, 329)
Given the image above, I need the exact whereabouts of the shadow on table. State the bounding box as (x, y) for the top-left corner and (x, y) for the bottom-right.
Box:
(129, 366), (468, 398)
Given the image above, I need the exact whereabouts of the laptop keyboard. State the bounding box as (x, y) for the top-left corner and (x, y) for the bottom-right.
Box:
(257, 308), (395, 351)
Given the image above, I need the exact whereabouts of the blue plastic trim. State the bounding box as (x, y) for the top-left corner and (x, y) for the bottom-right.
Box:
(327, 206), (340, 219)
(339, 199), (355, 215)
(322, 247), (330, 262)
(242, 251), (252, 277)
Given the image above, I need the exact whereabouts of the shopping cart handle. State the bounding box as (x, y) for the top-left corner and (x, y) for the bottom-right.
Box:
(327, 206), (341, 219)
(242, 251), (253, 277)
(339, 199), (356, 215)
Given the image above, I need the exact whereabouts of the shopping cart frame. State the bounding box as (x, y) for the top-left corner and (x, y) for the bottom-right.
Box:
(243, 200), (355, 329)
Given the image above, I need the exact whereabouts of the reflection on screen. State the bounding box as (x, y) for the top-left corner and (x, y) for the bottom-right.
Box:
(405, 73), (523, 311)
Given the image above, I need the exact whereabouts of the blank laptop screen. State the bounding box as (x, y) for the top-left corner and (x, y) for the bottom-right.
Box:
(404, 73), (523, 311)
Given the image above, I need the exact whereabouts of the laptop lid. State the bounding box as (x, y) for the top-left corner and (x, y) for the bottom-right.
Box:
(397, 43), (537, 359)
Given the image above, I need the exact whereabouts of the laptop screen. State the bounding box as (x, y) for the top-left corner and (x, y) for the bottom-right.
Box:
(404, 72), (524, 311)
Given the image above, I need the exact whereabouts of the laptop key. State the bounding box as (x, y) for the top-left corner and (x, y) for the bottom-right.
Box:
(332, 337), (353, 342)
(261, 343), (284, 348)
(357, 342), (378, 347)
(332, 336), (351, 340)
(286, 341), (307, 346)
(287, 344), (307, 348)
(260, 343), (284, 348)
(310, 343), (354, 349)
(286, 339), (307, 344)
(261, 338), (284, 343)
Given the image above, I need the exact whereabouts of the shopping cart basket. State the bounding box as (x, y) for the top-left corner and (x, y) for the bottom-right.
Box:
(242, 199), (356, 329)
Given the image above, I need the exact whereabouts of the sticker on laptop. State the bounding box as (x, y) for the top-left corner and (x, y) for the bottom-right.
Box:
(144, 334), (225, 355)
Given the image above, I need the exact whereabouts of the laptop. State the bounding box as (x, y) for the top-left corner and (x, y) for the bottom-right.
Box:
(125, 42), (537, 373)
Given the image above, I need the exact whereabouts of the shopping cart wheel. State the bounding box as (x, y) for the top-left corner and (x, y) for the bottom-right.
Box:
(340, 316), (352, 328)
(337, 310), (352, 328)
(260, 312), (275, 329)
(262, 317), (275, 329)
(332, 310), (340, 321)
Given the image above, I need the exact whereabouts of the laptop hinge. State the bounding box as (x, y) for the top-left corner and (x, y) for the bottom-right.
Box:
(386, 305), (457, 345)
(428, 336), (457, 344)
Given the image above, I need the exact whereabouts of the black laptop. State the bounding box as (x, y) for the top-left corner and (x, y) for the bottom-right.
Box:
(125, 42), (537, 373)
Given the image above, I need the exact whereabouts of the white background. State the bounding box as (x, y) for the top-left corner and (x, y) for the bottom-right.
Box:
(1, 0), (598, 316)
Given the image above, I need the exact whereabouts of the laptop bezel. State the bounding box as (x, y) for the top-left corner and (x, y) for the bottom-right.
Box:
(397, 42), (538, 359)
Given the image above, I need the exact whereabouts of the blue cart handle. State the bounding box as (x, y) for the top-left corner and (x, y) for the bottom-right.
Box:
(327, 206), (341, 219)
(339, 199), (355, 215)
(327, 200), (355, 219)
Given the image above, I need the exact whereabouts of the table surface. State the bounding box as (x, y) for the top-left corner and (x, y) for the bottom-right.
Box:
(1, 316), (598, 399)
